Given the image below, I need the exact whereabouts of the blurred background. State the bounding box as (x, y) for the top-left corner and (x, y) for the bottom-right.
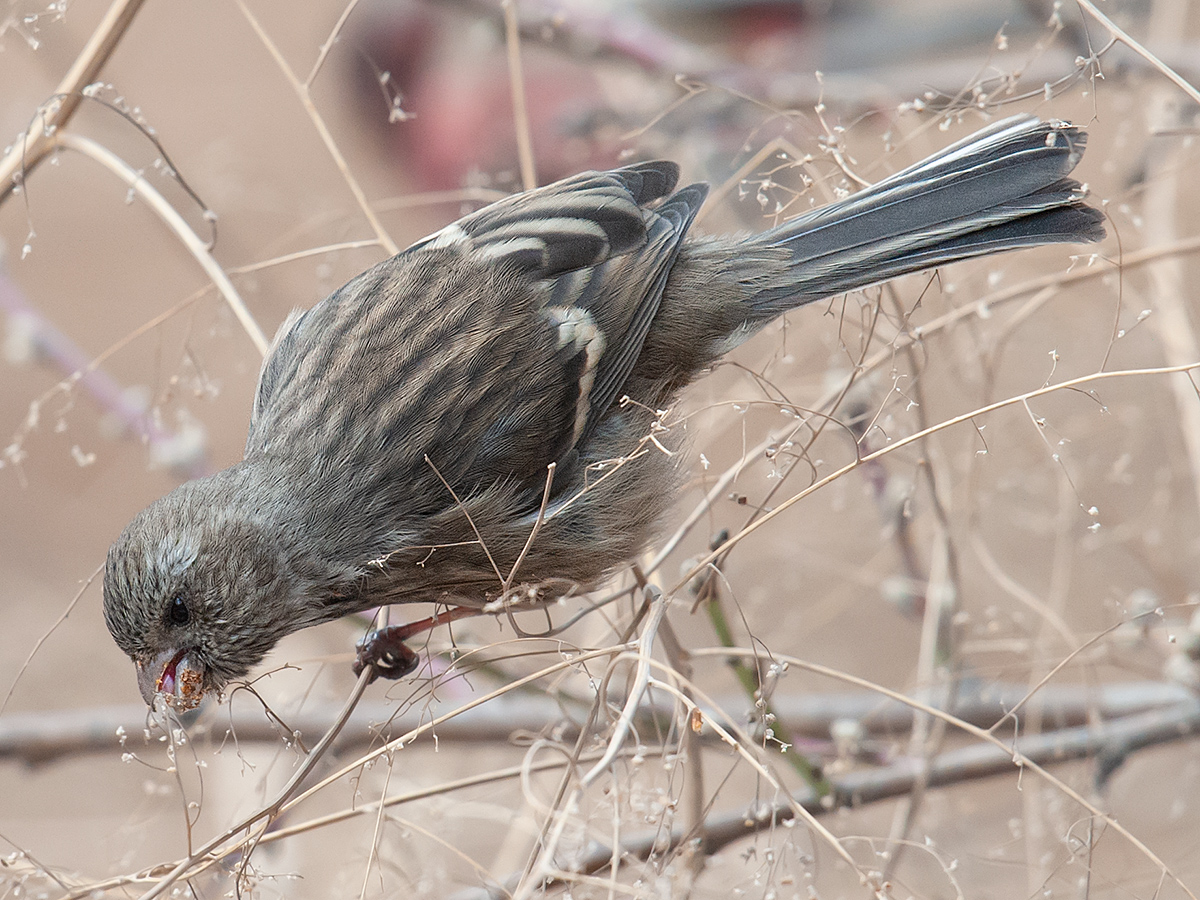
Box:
(2, 0), (1200, 897)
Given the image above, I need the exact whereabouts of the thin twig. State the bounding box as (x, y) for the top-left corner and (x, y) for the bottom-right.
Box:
(581, 586), (669, 786)
(55, 132), (268, 355)
(234, 0), (398, 255)
(307, 0), (362, 87)
(503, 0), (538, 191)
(561, 699), (1200, 876)
(672, 361), (1200, 597)
(135, 664), (377, 900)
(424, 454), (504, 584)
(694, 646), (1199, 900)
(505, 462), (555, 588)
(1140, 92), (1200, 528)
(1075, 0), (1200, 107)
(0, 564), (101, 717)
(0, 0), (148, 204)
(511, 588), (671, 900)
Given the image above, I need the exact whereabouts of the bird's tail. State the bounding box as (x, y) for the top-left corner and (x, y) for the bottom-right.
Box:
(740, 115), (1105, 315)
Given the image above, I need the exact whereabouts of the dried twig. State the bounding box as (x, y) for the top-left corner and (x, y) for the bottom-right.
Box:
(0, 0), (148, 204)
(55, 132), (268, 354)
(503, 0), (537, 191)
(233, 0), (398, 256)
(673, 361), (1200, 597)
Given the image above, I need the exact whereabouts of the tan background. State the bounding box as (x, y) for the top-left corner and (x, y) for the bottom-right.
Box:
(1, 0), (1198, 897)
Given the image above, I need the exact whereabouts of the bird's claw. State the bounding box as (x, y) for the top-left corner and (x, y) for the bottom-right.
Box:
(353, 627), (420, 682)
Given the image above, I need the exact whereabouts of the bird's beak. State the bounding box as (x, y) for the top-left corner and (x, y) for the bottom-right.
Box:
(136, 648), (206, 710)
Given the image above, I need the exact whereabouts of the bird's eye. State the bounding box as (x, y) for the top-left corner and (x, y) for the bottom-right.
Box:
(167, 595), (190, 627)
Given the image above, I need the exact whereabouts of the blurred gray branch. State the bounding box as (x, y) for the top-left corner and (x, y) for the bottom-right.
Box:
(1, 679), (1191, 764)
(451, 696), (1200, 899)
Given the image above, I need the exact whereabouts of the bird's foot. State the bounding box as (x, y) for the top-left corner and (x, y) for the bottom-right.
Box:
(353, 627), (420, 682)
(352, 606), (483, 683)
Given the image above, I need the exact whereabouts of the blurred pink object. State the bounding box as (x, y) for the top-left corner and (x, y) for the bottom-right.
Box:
(354, 4), (629, 190)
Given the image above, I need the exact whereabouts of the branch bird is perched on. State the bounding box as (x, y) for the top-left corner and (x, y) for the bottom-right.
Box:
(104, 115), (1105, 710)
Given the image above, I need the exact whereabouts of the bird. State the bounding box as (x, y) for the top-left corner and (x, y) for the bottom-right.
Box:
(102, 114), (1105, 710)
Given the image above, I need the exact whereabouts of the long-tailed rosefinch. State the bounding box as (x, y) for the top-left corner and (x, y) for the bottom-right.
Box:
(103, 116), (1104, 709)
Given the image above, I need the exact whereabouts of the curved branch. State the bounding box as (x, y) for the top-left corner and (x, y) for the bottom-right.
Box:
(0, 0), (148, 204)
(56, 132), (268, 355)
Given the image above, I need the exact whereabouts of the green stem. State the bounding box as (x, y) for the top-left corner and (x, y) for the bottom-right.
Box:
(704, 583), (831, 796)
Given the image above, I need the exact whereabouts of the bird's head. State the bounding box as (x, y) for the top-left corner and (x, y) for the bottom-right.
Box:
(102, 470), (301, 710)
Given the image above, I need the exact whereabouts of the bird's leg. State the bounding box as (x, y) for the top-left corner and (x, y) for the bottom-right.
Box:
(353, 606), (483, 681)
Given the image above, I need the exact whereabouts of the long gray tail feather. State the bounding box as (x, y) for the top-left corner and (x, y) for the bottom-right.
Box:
(745, 115), (1106, 313)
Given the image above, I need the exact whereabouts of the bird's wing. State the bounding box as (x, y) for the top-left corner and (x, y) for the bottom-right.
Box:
(248, 163), (707, 499)
(410, 162), (707, 446)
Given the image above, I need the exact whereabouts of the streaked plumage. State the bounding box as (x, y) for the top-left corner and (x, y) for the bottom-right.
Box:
(103, 115), (1105, 708)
